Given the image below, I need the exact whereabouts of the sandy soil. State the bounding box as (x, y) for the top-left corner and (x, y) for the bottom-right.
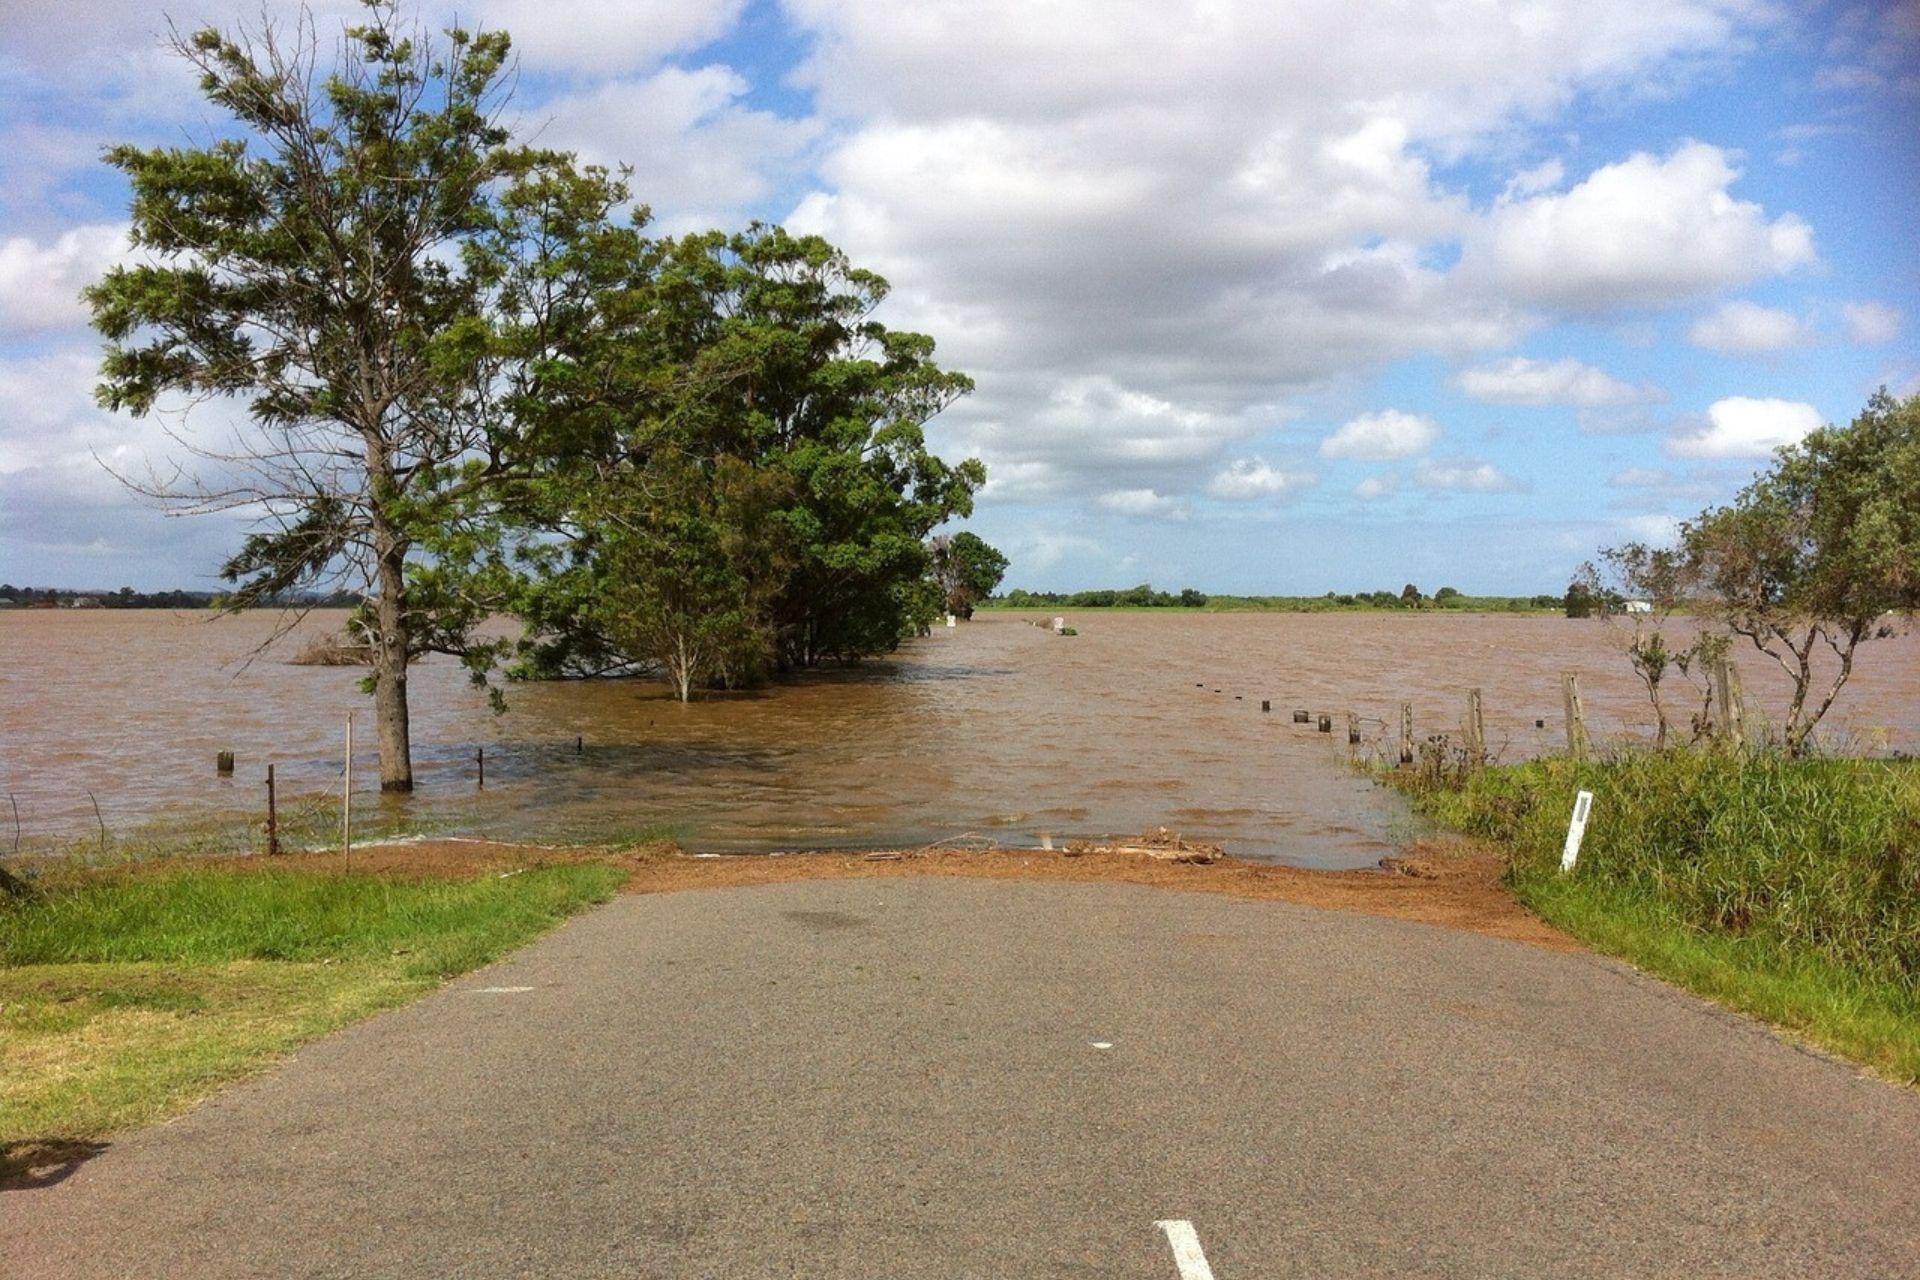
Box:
(212, 835), (1573, 952)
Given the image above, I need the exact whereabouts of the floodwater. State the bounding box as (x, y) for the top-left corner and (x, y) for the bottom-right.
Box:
(3, 609), (1916, 868)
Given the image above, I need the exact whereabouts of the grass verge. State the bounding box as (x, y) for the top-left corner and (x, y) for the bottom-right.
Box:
(0, 858), (623, 1184)
(1393, 749), (1920, 1085)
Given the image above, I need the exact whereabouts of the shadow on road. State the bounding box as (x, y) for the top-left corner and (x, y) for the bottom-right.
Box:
(3, 1140), (110, 1193)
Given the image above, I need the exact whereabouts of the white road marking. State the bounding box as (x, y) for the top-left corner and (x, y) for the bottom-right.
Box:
(1154, 1219), (1218, 1280)
(1090, 1041), (1114, 1050)
(470, 986), (534, 994)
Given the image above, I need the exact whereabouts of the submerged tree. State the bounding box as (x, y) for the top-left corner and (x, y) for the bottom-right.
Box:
(930, 531), (1010, 619)
(87, 3), (569, 789)
(502, 224), (983, 684)
(1677, 390), (1919, 753)
(1574, 543), (1719, 748)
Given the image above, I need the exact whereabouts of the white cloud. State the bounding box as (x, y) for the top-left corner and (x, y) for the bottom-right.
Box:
(538, 67), (821, 230)
(0, 224), (129, 338)
(1688, 300), (1813, 355)
(1455, 355), (1657, 406)
(1413, 457), (1527, 493)
(1096, 488), (1185, 519)
(473, 0), (747, 75)
(1842, 300), (1903, 346)
(1616, 514), (1683, 545)
(1207, 458), (1315, 501)
(1668, 396), (1824, 458)
(1319, 409), (1439, 461)
(1465, 143), (1815, 311)
(780, 1), (1780, 504)
(1354, 475), (1395, 500)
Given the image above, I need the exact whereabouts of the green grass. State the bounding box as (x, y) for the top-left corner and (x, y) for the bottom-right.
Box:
(25, 787), (442, 862)
(1396, 749), (1920, 1084)
(0, 860), (623, 1181)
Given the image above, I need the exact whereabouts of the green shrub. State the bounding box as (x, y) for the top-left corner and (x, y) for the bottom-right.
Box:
(1405, 750), (1920, 987)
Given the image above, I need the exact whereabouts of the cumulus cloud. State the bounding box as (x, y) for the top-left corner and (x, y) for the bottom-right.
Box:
(1668, 396), (1824, 458)
(780, 1), (1783, 505)
(1464, 143), (1815, 311)
(1319, 410), (1439, 461)
(1688, 299), (1814, 355)
(1615, 513), (1684, 545)
(0, 224), (129, 338)
(472, 0), (748, 75)
(1354, 476), (1395, 500)
(1207, 458), (1315, 501)
(1096, 488), (1185, 519)
(1455, 355), (1658, 406)
(1842, 300), (1903, 346)
(1413, 457), (1527, 493)
(538, 66), (821, 229)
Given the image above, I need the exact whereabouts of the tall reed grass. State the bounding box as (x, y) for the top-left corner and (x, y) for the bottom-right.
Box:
(1407, 749), (1920, 987)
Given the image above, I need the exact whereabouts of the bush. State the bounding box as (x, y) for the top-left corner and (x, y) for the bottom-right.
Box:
(1407, 750), (1920, 986)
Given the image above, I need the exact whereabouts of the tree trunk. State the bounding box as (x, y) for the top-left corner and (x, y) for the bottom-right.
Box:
(372, 525), (415, 792)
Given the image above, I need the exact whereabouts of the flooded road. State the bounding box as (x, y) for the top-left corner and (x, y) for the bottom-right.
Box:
(3, 609), (1916, 867)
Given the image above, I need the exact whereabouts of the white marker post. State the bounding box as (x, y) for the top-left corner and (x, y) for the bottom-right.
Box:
(1153, 1220), (1218, 1280)
(342, 712), (353, 861)
(1561, 789), (1593, 873)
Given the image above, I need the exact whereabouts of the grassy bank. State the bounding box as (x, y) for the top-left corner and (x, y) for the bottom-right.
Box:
(1397, 750), (1920, 1083)
(0, 857), (623, 1183)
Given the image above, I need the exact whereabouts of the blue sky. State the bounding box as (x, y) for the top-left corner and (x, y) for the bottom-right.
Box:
(1, 0), (1915, 593)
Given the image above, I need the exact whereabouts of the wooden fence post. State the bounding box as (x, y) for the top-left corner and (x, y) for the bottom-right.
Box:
(1713, 656), (1744, 750)
(1346, 712), (1361, 749)
(265, 764), (279, 856)
(1465, 689), (1486, 764)
(1562, 673), (1588, 760)
(216, 751), (234, 776)
(1399, 702), (1414, 765)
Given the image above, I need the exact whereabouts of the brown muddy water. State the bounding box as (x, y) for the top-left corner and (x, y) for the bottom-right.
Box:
(2, 609), (1916, 868)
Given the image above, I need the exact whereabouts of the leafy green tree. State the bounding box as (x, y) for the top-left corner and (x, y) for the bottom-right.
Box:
(588, 456), (791, 701)
(1177, 588), (1208, 607)
(1678, 390), (1919, 752)
(930, 531), (1010, 618)
(501, 223), (981, 679)
(1574, 544), (1720, 747)
(85, 3), (567, 790)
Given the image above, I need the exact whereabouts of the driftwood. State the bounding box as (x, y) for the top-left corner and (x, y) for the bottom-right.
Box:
(288, 632), (373, 666)
(1065, 828), (1222, 864)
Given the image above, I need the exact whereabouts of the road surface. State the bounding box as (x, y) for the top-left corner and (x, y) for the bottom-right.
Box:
(5, 877), (1918, 1277)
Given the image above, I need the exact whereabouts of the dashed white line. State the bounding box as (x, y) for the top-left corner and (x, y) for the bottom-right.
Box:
(1153, 1219), (1218, 1280)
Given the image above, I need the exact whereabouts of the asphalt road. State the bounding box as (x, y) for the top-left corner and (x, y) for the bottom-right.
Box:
(5, 878), (1919, 1278)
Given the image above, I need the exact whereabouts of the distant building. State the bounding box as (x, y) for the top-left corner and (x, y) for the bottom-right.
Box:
(67, 596), (105, 609)
(1623, 599), (1653, 614)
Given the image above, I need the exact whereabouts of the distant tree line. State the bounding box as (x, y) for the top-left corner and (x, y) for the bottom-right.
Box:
(0, 585), (360, 609)
(993, 584), (1562, 610)
(996, 585), (1210, 608)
